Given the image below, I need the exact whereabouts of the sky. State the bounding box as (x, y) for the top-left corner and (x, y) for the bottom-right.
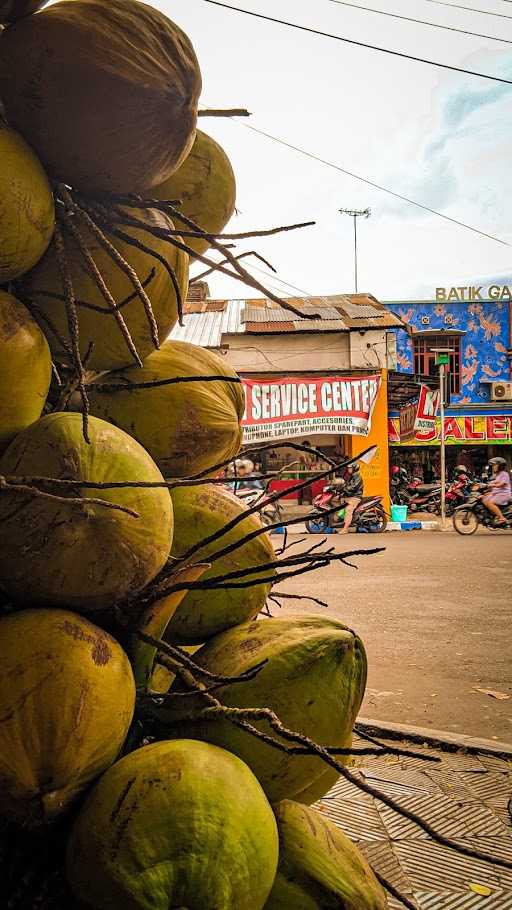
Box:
(152, 0), (512, 302)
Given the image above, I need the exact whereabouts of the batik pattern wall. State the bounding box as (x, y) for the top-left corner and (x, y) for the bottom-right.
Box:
(384, 301), (510, 404)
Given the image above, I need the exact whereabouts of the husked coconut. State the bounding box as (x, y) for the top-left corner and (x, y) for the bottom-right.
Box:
(88, 340), (243, 475)
(0, 290), (51, 453)
(0, 0), (201, 192)
(152, 130), (236, 257)
(0, 124), (54, 281)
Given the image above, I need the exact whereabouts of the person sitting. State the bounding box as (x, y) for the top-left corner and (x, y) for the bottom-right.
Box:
(339, 463), (364, 534)
(482, 457), (511, 526)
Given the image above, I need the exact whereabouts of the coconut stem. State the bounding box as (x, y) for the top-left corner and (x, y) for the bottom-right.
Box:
(197, 108), (251, 117)
(87, 374), (242, 393)
(60, 209), (143, 368)
(191, 249), (277, 283)
(74, 203), (160, 351)
(0, 477), (139, 519)
(53, 223), (90, 444)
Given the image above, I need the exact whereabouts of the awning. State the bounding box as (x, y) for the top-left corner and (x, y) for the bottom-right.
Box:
(387, 371), (438, 409)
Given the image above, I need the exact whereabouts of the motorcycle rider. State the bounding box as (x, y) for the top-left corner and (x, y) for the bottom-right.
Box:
(482, 456), (511, 527)
(339, 463), (364, 534)
(229, 458), (264, 493)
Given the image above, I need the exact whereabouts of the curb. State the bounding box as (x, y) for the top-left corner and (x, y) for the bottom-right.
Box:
(272, 522), (440, 535)
(357, 716), (512, 758)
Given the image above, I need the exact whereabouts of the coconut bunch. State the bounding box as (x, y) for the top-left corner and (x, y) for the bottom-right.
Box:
(0, 1), (391, 908)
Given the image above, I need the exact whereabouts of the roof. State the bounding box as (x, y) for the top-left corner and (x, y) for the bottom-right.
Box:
(172, 293), (406, 347)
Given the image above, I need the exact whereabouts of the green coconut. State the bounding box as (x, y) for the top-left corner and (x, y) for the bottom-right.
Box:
(66, 739), (279, 910)
(152, 130), (236, 257)
(158, 614), (367, 803)
(0, 608), (135, 828)
(0, 124), (55, 281)
(0, 412), (173, 612)
(88, 339), (244, 475)
(0, 0), (201, 193)
(0, 290), (51, 453)
(21, 207), (188, 371)
(160, 482), (276, 645)
(265, 801), (387, 910)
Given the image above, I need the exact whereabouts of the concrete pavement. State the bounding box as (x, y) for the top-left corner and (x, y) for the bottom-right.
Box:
(275, 530), (512, 743)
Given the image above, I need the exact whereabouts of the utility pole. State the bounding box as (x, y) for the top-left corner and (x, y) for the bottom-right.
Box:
(432, 349), (451, 529)
(339, 207), (371, 293)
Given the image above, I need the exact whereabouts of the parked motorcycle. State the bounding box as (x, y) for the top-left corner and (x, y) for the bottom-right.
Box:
(305, 482), (387, 533)
(453, 483), (512, 535)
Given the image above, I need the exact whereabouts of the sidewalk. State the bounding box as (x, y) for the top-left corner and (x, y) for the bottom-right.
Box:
(318, 724), (512, 909)
(279, 503), (442, 532)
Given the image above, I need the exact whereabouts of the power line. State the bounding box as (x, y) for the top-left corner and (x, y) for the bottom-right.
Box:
(422, 0), (512, 19)
(326, 0), (512, 44)
(218, 115), (510, 247)
(195, 0), (512, 84)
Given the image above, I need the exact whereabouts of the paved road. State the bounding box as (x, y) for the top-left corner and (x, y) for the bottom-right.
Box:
(276, 529), (512, 743)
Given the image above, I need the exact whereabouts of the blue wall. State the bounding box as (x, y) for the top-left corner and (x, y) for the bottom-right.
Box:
(383, 300), (510, 406)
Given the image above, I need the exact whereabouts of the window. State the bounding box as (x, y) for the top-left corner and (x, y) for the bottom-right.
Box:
(413, 334), (461, 395)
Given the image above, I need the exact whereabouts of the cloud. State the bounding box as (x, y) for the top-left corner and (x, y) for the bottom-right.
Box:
(377, 53), (512, 224)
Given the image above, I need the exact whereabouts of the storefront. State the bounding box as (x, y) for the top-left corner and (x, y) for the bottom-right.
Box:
(240, 372), (391, 508)
(388, 411), (512, 481)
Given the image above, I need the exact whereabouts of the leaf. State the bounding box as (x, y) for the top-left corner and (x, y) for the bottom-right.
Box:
(473, 687), (510, 701)
(468, 883), (493, 896)
(132, 563), (209, 690)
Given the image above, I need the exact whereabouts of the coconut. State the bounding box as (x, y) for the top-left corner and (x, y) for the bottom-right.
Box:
(159, 615), (367, 803)
(0, 412), (173, 612)
(21, 207), (189, 371)
(88, 339), (243, 474)
(266, 801), (387, 910)
(0, 1), (46, 24)
(0, 290), (51, 453)
(67, 739), (279, 910)
(152, 130), (236, 257)
(0, 0), (201, 193)
(0, 608), (135, 827)
(161, 483), (275, 644)
(0, 124), (55, 281)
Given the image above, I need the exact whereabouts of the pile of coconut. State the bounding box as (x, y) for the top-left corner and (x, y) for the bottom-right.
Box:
(0, 2), (387, 909)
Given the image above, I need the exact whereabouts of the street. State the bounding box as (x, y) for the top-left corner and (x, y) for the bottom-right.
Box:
(277, 529), (512, 743)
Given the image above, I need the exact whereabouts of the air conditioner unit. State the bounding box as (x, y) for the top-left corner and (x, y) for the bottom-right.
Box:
(491, 381), (512, 401)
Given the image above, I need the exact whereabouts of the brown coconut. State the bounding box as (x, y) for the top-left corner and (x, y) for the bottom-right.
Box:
(0, 290), (51, 453)
(152, 130), (236, 257)
(0, 0), (201, 192)
(21, 208), (189, 372)
(88, 340), (244, 476)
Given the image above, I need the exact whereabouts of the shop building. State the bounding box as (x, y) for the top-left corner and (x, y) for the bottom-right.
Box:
(172, 287), (407, 507)
(382, 297), (512, 480)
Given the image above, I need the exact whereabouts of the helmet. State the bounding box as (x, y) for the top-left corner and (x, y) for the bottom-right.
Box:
(234, 457), (254, 474)
(391, 465), (400, 476)
(489, 456), (507, 467)
(454, 465), (468, 475)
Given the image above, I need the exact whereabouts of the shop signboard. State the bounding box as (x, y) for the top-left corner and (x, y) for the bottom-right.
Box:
(241, 374), (381, 443)
(389, 414), (512, 445)
(399, 401), (417, 441)
(414, 385), (441, 434)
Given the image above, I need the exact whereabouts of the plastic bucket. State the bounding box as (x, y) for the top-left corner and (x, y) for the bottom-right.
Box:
(391, 505), (408, 522)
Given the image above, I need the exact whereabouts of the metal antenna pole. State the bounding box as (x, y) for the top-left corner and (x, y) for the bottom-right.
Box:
(339, 207), (371, 293)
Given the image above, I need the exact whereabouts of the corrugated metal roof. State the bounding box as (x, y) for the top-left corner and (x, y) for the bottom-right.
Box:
(221, 300), (245, 335)
(243, 305), (343, 323)
(244, 319), (347, 334)
(169, 311), (224, 347)
(341, 302), (384, 319)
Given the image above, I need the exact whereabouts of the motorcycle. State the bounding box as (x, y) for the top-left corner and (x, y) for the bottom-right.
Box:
(444, 476), (472, 516)
(234, 486), (283, 527)
(305, 483), (387, 533)
(403, 479), (442, 514)
(453, 483), (512, 535)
